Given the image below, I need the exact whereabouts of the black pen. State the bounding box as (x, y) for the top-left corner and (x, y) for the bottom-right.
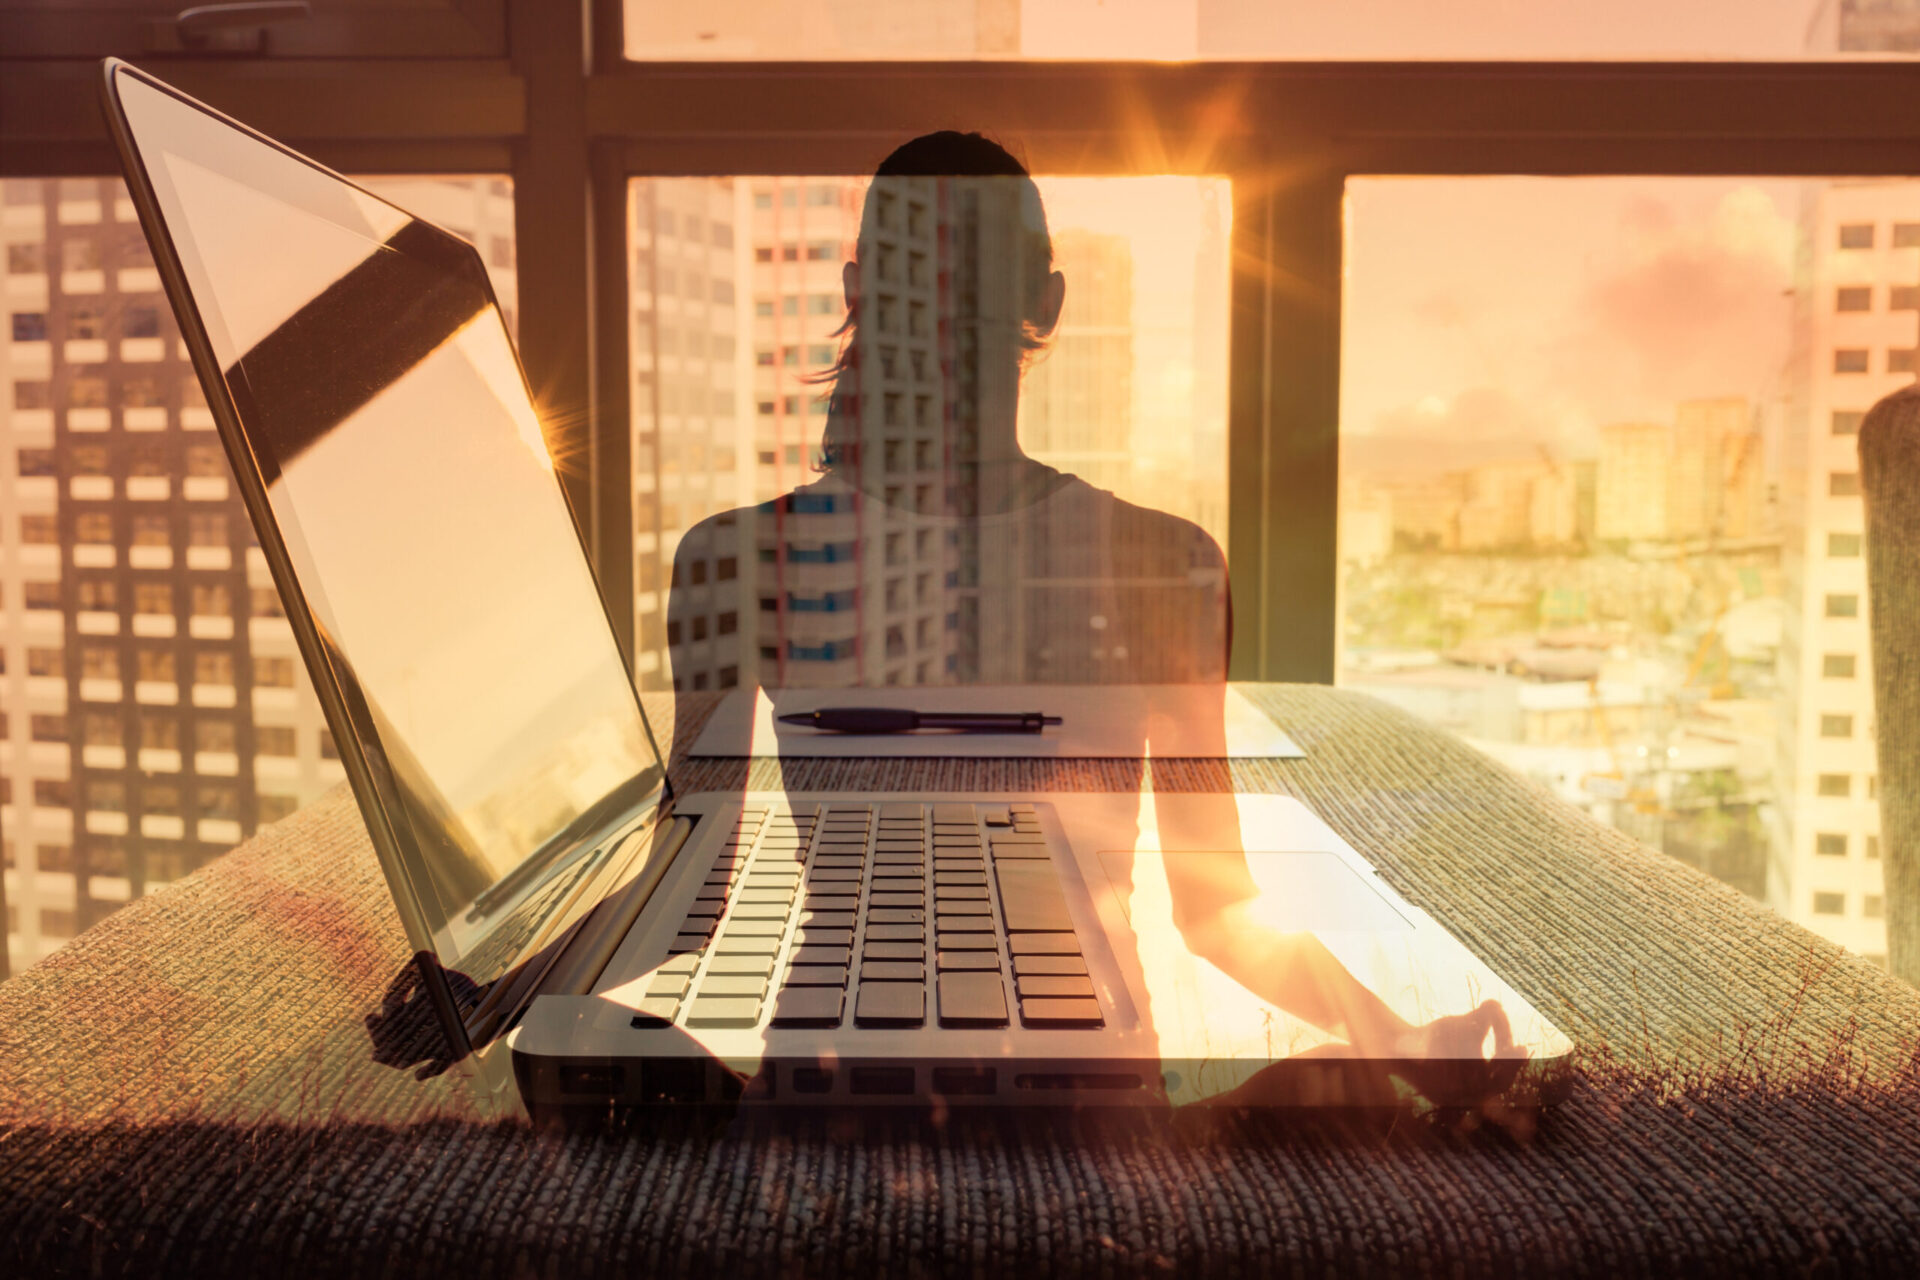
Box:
(778, 707), (1063, 734)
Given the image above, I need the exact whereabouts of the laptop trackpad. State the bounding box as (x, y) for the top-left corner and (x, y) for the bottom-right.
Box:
(1098, 850), (1412, 932)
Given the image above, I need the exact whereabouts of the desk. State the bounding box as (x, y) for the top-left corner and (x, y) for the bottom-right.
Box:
(5, 686), (1919, 1274)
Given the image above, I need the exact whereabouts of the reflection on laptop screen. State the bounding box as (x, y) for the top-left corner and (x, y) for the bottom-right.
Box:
(116, 73), (663, 971)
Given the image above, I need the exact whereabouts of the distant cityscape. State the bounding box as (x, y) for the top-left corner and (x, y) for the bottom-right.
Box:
(1341, 177), (1920, 962)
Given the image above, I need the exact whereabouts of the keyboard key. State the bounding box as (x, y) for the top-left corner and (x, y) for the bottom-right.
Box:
(871, 893), (923, 908)
(790, 945), (852, 966)
(935, 914), (993, 933)
(794, 927), (853, 947)
(868, 908), (925, 924)
(866, 923), (925, 942)
(861, 961), (926, 982)
(669, 934), (711, 953)
(685, 997), (761, 1028)
(935, 872), (987, 887)
(874, 853), (926, 866)
(935, 900), (991, 916)
(814, 856), (865, 869)
(631, 997), (681, 1027)
(783, 964), (848, 987)
(982, 807), (1013, 827)
(1019, 997), (1102, 1028)
(646, 974), (691, 998)
(937, 951), (1001, 971)
(731, 903), (790, 920)
(934, 886), (988, 902)
(938, 972), (1009, 1027)
(798, 910), (856, 929)
(934, 931), (997, 951)
(1009, 933), (1081, 956)
(804, 893), (858, 909)
(864, 941), (925, 961)
(879, 803), (923, 821)
(995, 862), (1074, 933)
(932, 804), (976, 825)
(719, 919), (785, 937)
(770, 986), (844, 1028)
(715, 937), (781, 956)
(855, 982), (926, 1026)
(933, 835), (983, 848)
(1012, 955), (1087, 976)
(875, 841), (927, 854)
(706, 954), (775, 977)
(683, 901), (724, 919)
(657, 954), (700, 975)
(700, 974), (770, 998)
(1017, 975), (1095, 999)
(809, 868), (862, 882)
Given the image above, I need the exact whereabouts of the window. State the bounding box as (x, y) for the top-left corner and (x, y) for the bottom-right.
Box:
(134, 583), (171, 615)
(1812, 892), (1845, 916)
(75, 579), (116, 611)
(250, 587), (285, 619)
(195, 652), (234, 686)
(1869, 836), (1883, 860)
(83, 712), (120, 746)
(27, 647), (63, 677)
(1816, 833), (1847, 856)
(29, 714), (68, 743)
(1829, 472), (1861, 497)
(1820, 714), (1854, 739)
(1823, 653), (1857, 679)
(1834, 349), (1869, 374)
(1831, 410), (1865, 436)
(136, 650), (176, 684)
(256, 727), (296, 757)
(1893, 349), (1918, 375)
(1828, 532), (1862, 557)
(1826, 594), (1860, 618)
(190, 584), (231, 617)
(196, 719), (237, 754)
(1816, 775), (1850, 798)
(1836, 286), (1871, 312)
(81, 646), (119, 680)
(188, 514), (227, 547)
(1866, 895), (1886, 920)
(252, 658), (296, 689)
(1895, 224), (1920, 249)
(1838, 224), (1875, 250)
(1894, 286), (1920, 312)
(11, 312), (47, 342)
(140, 713), (179, 752)
(21, 514), (58, 544)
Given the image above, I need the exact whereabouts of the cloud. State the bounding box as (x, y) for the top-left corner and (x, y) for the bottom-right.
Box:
(1545, 184), (1796, 421)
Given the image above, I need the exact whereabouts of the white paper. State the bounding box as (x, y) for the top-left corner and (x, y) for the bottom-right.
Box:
(685, 684), (1304, 759)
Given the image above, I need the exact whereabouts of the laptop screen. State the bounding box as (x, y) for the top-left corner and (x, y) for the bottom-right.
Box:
(112, 70), (665, 983)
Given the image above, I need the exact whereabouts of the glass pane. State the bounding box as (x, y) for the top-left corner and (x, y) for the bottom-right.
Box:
(1339, 175), (1920, 966)
(626, 174), (1229, 692)
(625, 0), (1920, 60)
(0, 174), (514, 976)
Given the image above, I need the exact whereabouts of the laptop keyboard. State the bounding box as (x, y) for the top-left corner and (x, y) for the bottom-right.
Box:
(632, 802), (1103, 1033)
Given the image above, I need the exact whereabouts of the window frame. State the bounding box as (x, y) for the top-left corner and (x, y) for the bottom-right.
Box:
(4, 5), (1919, 680)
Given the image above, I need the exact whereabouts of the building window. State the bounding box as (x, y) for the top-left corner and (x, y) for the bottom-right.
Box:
(1893, 285), (1920, 312)
(1812, 892), (1846, 916)
(29, 713), (68, 743)
(10, 312), (47, 342)
(1869, 836), (1882, 859)
(34, 779), (72, 808)
(1830, 472), (1861, 497)
(26, 647), (64, 678)
(75, 579), (116, 611)
(188, 514), (227, 547)
(1865, 895), (1885, 920)
(1894, 223), (1920, 249)
(1836, 286), (1871, 312)
(1815, 832), (1847, 856)
(190, 584), (231, 617)
(131, 516), (170, 547)
(80, 646), (119, 680)
(250, 587), (285, 619)
(1834, 349), (1869, 374)
(1820, 714), (1854, 739)
(1838, 223), (1875, 249)
(1827, 532), (1862, 557)
(136, 650), (176, 683)
(258, 794), (299, 823)
(1825, 594), (1860, 618)
(256, 726), (295, 757)
(1816, 774), (1850, 798)
(252, 657), (295, 689)
(133, 583), (171, 615)
(1823, 653), (1857, 679)
(196, 719), (237, 754)
(82, 712), (120, 745)
(140, 713), (179, 752)
(194, 651), (234, 686)
(1892, 349), (1918, 375)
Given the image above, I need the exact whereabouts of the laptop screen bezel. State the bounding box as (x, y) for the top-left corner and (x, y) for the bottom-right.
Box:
(98, 58), (674, 1056)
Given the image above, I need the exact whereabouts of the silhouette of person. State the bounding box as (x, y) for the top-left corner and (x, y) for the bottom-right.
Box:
(669, 133), (1517, 1104)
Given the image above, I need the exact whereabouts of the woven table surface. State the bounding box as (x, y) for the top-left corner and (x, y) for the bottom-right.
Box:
(4, 685), (1919, 1277)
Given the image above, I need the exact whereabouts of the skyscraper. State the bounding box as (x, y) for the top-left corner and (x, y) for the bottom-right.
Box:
(1594, 421), (1671, 541)
(1020, 229), (1134, 496)
(1669, 397), (1764, 542)
(1773, 180), (1920, 961)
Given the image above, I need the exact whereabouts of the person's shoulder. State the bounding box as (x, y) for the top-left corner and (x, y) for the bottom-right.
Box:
(1069, 479), (1226, 570)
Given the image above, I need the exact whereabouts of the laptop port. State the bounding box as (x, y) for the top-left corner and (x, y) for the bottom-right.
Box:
(849, 1066), (915, 1096)
(640, 1058), (706, 1103)
(1013, 1073), (1142, 1092)
(559, 1063), (624, 1095)
(791, 1067), (834, 1094)
(930, 1067), (996, 1096)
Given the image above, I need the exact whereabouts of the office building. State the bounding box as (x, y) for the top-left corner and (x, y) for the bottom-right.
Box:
(1, 175), (517, 976)
(1670, 397), (1765, 542)
(1020, 229), (1134, 496)
(1594, 421), (1671, 541)
(1773, 179), (1920, 961)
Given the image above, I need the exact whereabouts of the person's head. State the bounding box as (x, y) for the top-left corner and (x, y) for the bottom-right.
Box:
(819, 132), (1065, 472)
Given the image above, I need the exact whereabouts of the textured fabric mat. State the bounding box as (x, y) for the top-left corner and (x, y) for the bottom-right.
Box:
(4, 686), (1918, 1277)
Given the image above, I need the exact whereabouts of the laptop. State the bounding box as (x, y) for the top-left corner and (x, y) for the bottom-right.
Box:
(101, 60), (1571, 1115)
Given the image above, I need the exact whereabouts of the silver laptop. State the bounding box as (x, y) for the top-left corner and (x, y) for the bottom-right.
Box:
(103, 59), (1570, 1115)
